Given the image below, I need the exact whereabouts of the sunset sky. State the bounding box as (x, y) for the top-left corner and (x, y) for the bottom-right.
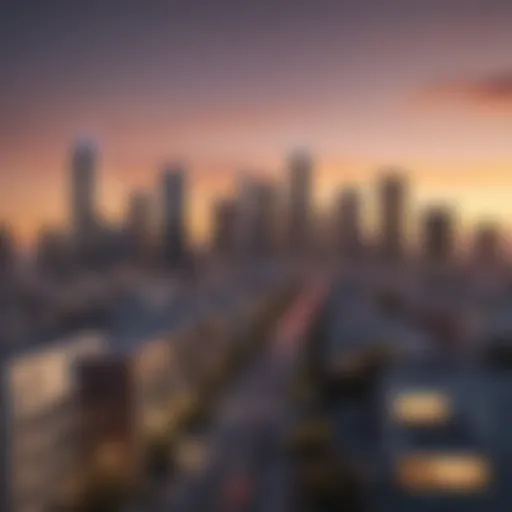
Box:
(2, 0), (512, 247)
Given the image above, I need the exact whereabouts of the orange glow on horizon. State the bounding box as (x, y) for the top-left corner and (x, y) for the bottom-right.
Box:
(4, 152), (512, 251)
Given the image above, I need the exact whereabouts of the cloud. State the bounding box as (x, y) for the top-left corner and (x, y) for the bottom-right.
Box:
(417, 71), (512, 111)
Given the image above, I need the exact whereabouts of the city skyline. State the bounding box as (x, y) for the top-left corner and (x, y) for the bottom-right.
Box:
(3, 3), (512, 511)
(1, 140), (511, 257)
(3, 1), (512, 246)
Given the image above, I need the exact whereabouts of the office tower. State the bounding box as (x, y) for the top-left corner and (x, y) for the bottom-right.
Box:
(0, 223), (15, 275)
(234, 174), (278, 259)
(70, 139), (98, 265)
(473, 223), (500, 265)
(234, 171), (257, 258)
(124, 191), (152, 265)
(36, 227), (71, 277)
(378, 171), (407, 262)
(422, 206), (454, 264)
(336, 187), (363, 260)
(161, 163), (187, 267)
(212, 198), (238, 258)
(288, 150), (312, 254)
(252, 180), (278, 257)
(98, 223), (128, 269)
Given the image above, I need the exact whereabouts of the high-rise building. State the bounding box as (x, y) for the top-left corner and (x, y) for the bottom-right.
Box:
(124, 191), (152, 265)
(0, 223), (15, 275)
(70, 139), (98, 265)
(161, 163), (187, 267)
(378, 171), (407, 262)
(288, 150), (312, 254)
(422, 206), (454, 264)
(212, 198), (238, 258)
(472, 223), (500, 265)
(234, 175), (279, 259)
(252, 180), (278, 257)
(35, 226), (71, 277)
(234, 171), (257, 258)
(336, 187), (363, 260)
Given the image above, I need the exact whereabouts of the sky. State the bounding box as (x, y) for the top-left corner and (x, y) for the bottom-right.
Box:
(2, 0), (512, 247)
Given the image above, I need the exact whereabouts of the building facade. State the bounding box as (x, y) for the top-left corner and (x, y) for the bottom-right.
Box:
(288, 151), (312, 255)
(336, 187), (363, 260)
(161, 164), (187, 268)
(422, 206), (454, 265)
(0, 331), (106, 512)
(70, 140), (98, 267)
(379, 171), (407, 262)
(124, 191), (153, 266)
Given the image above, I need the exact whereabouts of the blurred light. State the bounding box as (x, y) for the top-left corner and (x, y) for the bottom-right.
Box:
(95, 442), (125, 474)
(396, 453), (491, 493)
(176, 438), (210, 473)
(391, 390), (451, 426)
(145, 410), (167, 435)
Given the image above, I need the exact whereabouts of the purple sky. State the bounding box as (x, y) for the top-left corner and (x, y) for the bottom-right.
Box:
(2, 0), (512, 243)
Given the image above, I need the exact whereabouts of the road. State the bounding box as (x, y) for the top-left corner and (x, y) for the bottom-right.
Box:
(132, 280), (329, 512)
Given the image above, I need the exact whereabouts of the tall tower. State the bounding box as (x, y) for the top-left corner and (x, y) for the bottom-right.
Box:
(234, 171), (257, 259)
(0, 223), (15, 275)
(422, 206), (454, 264)
(472, 222), (499, 266)
(36, 226), (70, 277)
(253, 180), (278, 258)
(71, 139), (97, 264)
(125, 191), (152, 265)
(288, 150), (312, 254)
(378, 171), (406, 262)
(161, 163), (187, 267)
(336, 187), (362, 260)
(212, 198), (238, 258)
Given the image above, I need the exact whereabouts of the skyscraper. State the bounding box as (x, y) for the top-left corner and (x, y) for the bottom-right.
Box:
(161, 163), (187, 267)
(378, 171), (407, 262)
(36, 226), (70, 277)
(252, 180), (278, 257)
(124, 191), (152, 265)
(0, 223), (15, 276)
(422, 206), (454, 264)
(234, 171), (257, 259)
(288, 150), (312, 254)
(472, 223), (500, 266)
(212, 198), (238, 258)
(336, 187), (363, 260)
(70, 139), (97, 265)
(233, 174), (278, 259)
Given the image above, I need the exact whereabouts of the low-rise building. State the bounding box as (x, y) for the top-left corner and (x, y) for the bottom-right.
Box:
(379, 362), (496, 510)
(0, 330), (106, 512)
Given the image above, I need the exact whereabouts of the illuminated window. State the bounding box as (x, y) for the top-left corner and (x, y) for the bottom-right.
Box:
(396, 452), (491, 493)
(391, 390), (451, 426)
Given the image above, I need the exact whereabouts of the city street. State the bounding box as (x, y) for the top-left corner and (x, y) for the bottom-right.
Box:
(130, 280), (328, 512)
